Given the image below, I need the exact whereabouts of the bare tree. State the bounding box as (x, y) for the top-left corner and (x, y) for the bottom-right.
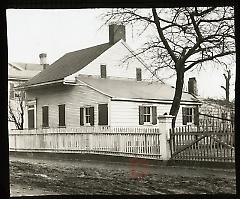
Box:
(8, 91), (25, 130)
(221, 68), (231, 103)
(101, 7), (235, 127)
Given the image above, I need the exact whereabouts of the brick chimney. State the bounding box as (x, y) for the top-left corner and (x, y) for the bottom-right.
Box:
(188, 77), (198, 96)
(109, 24), (126, 45)
(39, 53), (48, 70)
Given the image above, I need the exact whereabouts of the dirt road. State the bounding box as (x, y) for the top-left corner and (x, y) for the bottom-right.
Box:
(10, 156), (236, 195)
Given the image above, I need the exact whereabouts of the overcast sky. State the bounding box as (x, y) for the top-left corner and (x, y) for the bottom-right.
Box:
(6, 9), (235, 101)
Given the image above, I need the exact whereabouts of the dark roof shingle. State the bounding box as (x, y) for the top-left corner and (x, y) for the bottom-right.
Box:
(24, 43), (111, 87)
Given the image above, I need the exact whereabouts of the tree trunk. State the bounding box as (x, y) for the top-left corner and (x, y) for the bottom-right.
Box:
(169, 69), (185, 128)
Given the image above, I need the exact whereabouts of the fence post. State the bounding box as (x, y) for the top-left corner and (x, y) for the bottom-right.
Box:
(158, 115), (174, 160)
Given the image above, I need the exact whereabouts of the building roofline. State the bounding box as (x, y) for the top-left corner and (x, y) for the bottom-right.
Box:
(111, 97), (202, 105)
(16, 79), (64, 90)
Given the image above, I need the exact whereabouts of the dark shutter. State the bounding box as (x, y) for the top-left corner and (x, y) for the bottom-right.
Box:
(98, 104), (108, 125)
(136, 68), (142, 81)
(152, 106), (157, 125)
(182, 107), (187, 125)
(58, 104), (65, 126)
(89, 107), (94, 126)
(194, 106), (199, 126)
(80, 108), (84, 126)
(139, 106), (144, 125)
(42, 106), (49, 127)
(100, 65), (106, 78)
(28, 109), (34, 129)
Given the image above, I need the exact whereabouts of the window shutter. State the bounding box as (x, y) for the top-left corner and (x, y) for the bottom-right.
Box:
(42, 106), (49, 127)
(28, 109), (34, 129)
(98, 104), (108, 125)
(152, 106), (157, 125)
(139, 106), (144, 125)
(80, 108), (84, 126)
(89, 107), (94, 126)
(194, 106), (199, 125)
(58, 104), (65, 126)
(182, 107), (187, 125)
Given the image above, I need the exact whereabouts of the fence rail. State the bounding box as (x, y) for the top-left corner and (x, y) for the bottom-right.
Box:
(9, 127), (162, 160)
(170, 124), (235, 162)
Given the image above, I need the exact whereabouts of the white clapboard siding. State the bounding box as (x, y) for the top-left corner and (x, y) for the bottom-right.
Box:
(110, 101), (186, 127)
(26, 84), (110, 128)
(78, 40), (153, 81)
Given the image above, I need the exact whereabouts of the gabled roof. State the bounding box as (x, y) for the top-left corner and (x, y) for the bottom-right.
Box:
(77, 75), (199, 103)
(23, 43), (112, 87)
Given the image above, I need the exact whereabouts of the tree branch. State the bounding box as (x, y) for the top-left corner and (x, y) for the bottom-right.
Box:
(152, 8), (178, 64)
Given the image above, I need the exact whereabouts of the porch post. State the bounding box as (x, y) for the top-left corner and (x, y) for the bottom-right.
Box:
(158, 115), (174, 160)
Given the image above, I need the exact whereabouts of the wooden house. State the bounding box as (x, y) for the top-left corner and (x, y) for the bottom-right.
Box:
(18, 24), (201, 130)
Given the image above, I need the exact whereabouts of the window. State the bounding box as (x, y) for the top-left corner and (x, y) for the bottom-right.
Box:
(98, 104), (108, 125)
(136, 68), (142, 81)
(85, 107), (91, 124)
(182, 107), (196, 125)
(139, 106), (157, 125)
(182, 107), (193, 125)
(42, 106), (49, 128)
(100, 65), (107, 78)
(144, 106), (151, 123)
(80, 106), (94, 126)
(58, 104), (65, 127)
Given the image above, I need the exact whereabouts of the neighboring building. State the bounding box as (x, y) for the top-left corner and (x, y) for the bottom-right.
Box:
(18, 24), (201, 129)
(199, 98), (235, 122)
(8, 55), (48, 129)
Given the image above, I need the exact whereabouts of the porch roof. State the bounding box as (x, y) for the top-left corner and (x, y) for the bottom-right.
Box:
(78, 75), (199, 103)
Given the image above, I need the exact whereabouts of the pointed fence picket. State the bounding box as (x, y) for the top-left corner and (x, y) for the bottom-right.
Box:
(9, 126), (162, 160)
(169, 119), (235, 162)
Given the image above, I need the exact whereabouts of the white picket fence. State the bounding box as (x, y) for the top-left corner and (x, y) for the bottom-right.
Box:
(9, 127), (162, 160)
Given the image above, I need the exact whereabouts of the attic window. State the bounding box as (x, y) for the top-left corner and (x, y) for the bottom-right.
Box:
(136, 68), (142, 81)
(100, 65), (107, 78)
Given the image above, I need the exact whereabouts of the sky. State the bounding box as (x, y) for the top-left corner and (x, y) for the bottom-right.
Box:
(6, 9), (236, 101)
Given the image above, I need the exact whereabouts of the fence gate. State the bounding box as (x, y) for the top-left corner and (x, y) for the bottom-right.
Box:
(169, 114), (235, 162)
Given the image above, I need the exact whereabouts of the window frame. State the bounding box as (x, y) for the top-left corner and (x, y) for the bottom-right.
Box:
(143, 106), (152, 124)
(139, 105), (157, 126)
(182, 107), (194, 125)
(80, 106), (94, 126)
(85, 107), (91, 125)
(27, 100), (36, 129)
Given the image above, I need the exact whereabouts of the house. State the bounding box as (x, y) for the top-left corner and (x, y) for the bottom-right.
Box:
(8, 54), (48, 129)
(18, 24), (201, 130)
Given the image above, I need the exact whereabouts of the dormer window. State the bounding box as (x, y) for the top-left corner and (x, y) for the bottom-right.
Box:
(136, 68), (142, 81)
(100, 65), (107, 78)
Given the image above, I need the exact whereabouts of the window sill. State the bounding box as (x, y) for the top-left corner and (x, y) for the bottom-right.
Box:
(143, 123), (153, 126)
(42, 126), (50, 129)
(58, 126), (66, 128)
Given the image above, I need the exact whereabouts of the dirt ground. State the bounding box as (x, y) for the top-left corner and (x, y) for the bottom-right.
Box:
(9, 156), (236, 195)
